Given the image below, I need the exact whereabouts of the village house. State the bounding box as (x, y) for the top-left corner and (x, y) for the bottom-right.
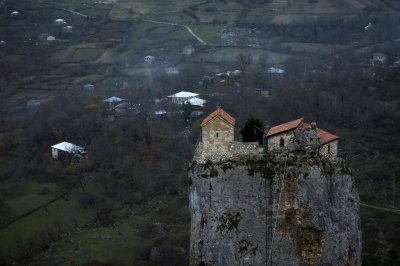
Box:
(83, 83), (95, 93)
(151, 110), (167, 119)
(51, 141), (86, 160)
(371, 52), (387, 65)
(200, 108), (235, 151)
(364, 22), (373, 31)
(266, 118), (339, 158)
(182, 45), (195, 55)
(164, 67), (179, 75)
(216, 69), (242, 77)
(10, 11), (19, 17)
(260, 90), (270, 98)
(54, 18), (67, 26)
(144, 55), (155, 64)
(185, 97), (207, 108)
(168, 91), (198, 104)
(266, 67), (285, 76)
(102, 96), (127, 108)
(27, 99), (41, 108)
(62, 26), (73, 33)
(46, 36), (56, 42)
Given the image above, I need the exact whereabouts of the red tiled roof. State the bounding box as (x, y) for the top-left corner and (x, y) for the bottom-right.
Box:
(302, 123), (339, 144)
(266, 118), (304, 137)
(200, 107), (236, 127)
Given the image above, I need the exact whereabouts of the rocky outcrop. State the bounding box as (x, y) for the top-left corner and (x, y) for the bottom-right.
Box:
(189, 128), (362, 265)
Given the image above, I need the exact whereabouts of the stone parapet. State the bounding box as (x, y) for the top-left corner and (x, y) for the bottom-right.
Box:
(194, 141), (261, 163)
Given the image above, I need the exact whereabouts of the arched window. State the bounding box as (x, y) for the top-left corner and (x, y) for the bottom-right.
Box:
(327, 144), (331, 154)
(280, 138), (285, 147)
(216, 132), (219, 138)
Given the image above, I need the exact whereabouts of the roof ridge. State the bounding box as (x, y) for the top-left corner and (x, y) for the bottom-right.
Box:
(200, 107), (235, 127)
(266, 117), (304, 137)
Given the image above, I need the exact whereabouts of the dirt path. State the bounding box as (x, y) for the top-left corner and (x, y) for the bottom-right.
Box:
(361, 202), (400, 214)
(61, 8), (94, 19)
(0, 190), (71, 231)
(344, 0), (367, 9)
(142, 19), (207, 45)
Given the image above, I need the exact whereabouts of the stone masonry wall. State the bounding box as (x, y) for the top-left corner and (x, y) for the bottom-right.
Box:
(193, 142), (259, 164)
(202, 116), (234, 151)
(268, 131), (295, 150)
(319, 140), (338, 158)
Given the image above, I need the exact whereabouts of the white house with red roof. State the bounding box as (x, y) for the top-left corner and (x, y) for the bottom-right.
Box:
(266, 118), (339, 158)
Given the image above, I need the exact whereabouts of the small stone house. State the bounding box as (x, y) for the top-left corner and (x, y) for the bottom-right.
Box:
(200, 108), (235, 151)
(51, 141), (86, 160)
(266, 118), (339, 158)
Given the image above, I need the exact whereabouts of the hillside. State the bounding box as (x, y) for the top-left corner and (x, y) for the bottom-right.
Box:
(0, 0), (399, 265)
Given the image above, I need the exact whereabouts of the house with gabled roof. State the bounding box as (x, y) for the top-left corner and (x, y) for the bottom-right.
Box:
(51, 141), (86, 161)
(185, 97), (207, 108)
(302, 123), (339, 157)
(168, 91), (199, 104)
(194, 108), (260, 163)
(200, 107), (235, 151)
(266, 118), (339, 158)
(102, 96), (127, 107)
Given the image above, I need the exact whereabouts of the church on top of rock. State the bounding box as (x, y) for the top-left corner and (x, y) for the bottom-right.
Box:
(197, 108), (339, 162)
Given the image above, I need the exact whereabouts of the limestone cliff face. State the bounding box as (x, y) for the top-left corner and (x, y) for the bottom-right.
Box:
(189, 145), (362, 265)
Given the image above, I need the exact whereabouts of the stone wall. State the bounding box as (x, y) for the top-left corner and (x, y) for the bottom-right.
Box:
(320, 140), (338, 158)
(268, 129), (338, 159)
(202, 116), (234, 151)
(268, 131), (295, 150)
(193, 142), (260, 164)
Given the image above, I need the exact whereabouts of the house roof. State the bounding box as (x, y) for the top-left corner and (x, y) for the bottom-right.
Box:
(168, 91), (198, 98)
(302, 123), (339, 144)
(266, 118), (304, 137)
(185, 97), (207, 107)
(154, 110), (167, 115)
(373, 52), (387, 57)
(51, 142), (85, 153)
(267, 67), (285, 74)
(200, 107), (235, 127)
(102, 96), (126, 103)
